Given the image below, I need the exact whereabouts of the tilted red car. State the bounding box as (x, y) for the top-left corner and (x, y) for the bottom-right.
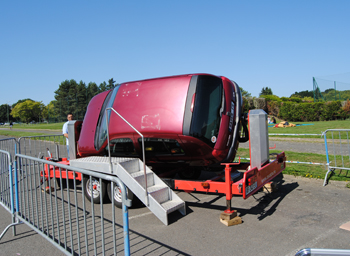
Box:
(77, 74), (245, 177)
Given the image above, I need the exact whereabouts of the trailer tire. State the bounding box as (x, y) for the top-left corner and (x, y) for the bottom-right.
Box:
(56, 178), (78, 189)
(83, 175), (107, 204)
(56, 178), (68, 189)
(107, 182), (134, 208)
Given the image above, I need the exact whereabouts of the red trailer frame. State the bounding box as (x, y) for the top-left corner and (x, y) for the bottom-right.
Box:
(42, 157), (82, 182)
(171, 151), (286, 212)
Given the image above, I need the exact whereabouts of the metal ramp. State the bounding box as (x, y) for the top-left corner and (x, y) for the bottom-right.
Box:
(70, 156), (186, 225)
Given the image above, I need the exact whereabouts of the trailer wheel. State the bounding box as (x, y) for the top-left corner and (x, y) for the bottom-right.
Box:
(83, 175), (107, 204)
(56, 178), (67, 189)
(107, 182), (134, 208)
(178, 168), (201, 180)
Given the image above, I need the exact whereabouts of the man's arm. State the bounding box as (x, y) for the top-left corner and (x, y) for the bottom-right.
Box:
(62, 122), (68, 138)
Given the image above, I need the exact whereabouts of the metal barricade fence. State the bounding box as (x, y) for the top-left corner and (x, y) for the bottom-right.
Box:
(0, 149), (15, 214)
(0, 149), (19, 238)
(18, 135), (67, 159)
(323, 129), (350, 186)
(1, 153), (131, 255)
(0, 137), (17, 162)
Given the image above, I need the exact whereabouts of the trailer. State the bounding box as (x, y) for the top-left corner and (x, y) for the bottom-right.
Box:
(42, 107), (285, 225)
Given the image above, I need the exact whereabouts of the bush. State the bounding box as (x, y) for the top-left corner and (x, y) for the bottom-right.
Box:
(277, 101), (344, 121)
(243, 96), (346, 121)
(342, 99), (350, 118)
(262, 95), (281, 102)
(254, 98), (267, 111)
(267, 101), (280, 117)
(289, 97), (302, 103)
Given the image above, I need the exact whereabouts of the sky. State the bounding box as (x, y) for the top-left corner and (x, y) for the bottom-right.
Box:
(1, 1), (350, 106)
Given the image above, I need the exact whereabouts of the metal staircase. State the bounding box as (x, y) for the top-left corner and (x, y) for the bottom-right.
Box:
(116, 158), (186, 225)
(70, 156), (186, 225)
(70, 107), (185, 225)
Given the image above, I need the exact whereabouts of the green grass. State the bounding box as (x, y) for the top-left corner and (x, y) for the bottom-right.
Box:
(0, 130), (50, 138)
(235, 148), (350, 184)
(268, 119), (350, 139)
(0, 122), (63, 137)
(10, 122), (64, 130)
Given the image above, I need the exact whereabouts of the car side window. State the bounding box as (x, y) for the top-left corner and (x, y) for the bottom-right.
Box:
(138, 138), (185, 156)
(106, 138), (137, 157)
(95, 85), (121, 150)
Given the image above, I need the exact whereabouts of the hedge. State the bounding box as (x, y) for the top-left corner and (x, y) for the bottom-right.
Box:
(243, 97), (350, 121)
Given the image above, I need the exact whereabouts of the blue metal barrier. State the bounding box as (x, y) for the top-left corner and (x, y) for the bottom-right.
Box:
(323, 129), (350, 186)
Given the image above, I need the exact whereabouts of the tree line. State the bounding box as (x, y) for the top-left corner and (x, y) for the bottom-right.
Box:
(0, 78), (348, 124)
(0, 78), (116, 123)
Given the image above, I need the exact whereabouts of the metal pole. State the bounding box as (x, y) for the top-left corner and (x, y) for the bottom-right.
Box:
(114, 178), (130, 256)
(7, 103), (9, 124)
(48, 104), (50, 123)
(313, 77), (316, 102)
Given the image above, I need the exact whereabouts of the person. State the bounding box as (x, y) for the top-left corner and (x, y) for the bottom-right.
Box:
(272, 117), (276, 124)
(62, 113), (73, 159)
(9, 121), (13, 130)
(267, 116), (272, 124)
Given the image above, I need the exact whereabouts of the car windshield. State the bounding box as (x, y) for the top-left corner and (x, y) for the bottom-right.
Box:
(189, 75), (223, 146)
(95, 85), (120, 150)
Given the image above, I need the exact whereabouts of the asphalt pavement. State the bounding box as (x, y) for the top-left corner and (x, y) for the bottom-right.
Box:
(0, 174), (349, 256)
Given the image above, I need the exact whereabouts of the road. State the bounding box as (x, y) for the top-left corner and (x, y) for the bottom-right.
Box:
(240, 138), (327, 155)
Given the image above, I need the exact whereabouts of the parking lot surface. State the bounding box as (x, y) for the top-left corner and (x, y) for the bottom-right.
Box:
(0, 173), (349, 256)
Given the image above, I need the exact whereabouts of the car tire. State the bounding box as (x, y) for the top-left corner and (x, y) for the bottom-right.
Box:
(83, 175), (107, 204)
(107, 182), (134, 208)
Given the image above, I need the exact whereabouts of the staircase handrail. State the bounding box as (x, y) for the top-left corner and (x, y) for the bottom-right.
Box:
(105, 107), (148, 206)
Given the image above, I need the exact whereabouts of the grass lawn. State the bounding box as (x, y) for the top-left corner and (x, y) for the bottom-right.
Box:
(268, 119), (350, 139)
(235, 148), (350, 185)
(7, 122), (64, 130)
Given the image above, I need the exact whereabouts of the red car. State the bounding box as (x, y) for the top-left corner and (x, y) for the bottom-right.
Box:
(77, 74), (245, 178)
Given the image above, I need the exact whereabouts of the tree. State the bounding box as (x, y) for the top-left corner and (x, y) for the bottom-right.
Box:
(239, 86), (251, 98)
(291, 90), (313, 98)
(42, 101), (58, 123)
(75, 81), (88, 120)
(11, 100), (44, 123)
(99, 81), (107, 92)
(54, 80), (73, 121)
(259, 87), (273, 96)
(12, 98), (33, 109)
(0, 104), (12, 123)
(87, 82), (100, 102)
(53, 79), (88, 121)
(107, 78), (116, 90)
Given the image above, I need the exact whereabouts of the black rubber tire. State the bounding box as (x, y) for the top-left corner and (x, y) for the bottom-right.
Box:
(178, 168), (201, 180)
(107, 182), (134, 208)
(83, 175), (107, 204)
(56, 178), (67, 189)
(56, 178), (81, 190)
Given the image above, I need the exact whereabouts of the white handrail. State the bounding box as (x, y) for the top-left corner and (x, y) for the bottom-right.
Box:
(105, 107), (148, 206)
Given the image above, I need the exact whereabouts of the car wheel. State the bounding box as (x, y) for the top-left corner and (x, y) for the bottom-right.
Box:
(107, 182), (134, 208)
(83, 175), (107, 204)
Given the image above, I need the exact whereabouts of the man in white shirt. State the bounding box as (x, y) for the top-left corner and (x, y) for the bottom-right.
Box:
(62, 113), (73, 159)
